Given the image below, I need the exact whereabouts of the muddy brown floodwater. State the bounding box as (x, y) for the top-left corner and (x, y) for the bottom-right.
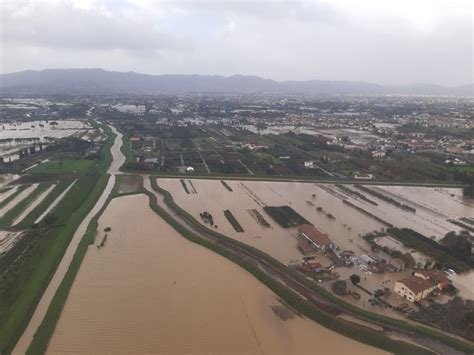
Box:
(158, 179), (383, 264)
(48, 194), (385, 355)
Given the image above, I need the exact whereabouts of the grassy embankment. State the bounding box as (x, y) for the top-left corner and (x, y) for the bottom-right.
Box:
(0, 124), (115, 354)
(26, 175), (144, 354)
(149, 177), (474, 355)
(118, 130), (135, 172)
(122, 167), (466, 188)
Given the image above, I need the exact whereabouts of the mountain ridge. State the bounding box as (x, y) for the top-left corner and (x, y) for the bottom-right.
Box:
(1, 68), (472, 96)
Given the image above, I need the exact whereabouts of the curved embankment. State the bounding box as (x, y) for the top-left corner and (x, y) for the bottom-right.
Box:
(12, 125), (124, 354)
(144, 178), (473, 355)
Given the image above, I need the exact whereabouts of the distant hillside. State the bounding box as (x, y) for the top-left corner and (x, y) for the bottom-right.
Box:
(0, 68), (472, 96)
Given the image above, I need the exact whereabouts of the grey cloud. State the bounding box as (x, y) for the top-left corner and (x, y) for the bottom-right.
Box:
(0, 0), (472, 85)
(1, 2), (190, 51)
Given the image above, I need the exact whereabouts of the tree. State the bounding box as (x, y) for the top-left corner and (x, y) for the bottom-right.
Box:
(464, 184), (474, 198)
(441, 231), (472, 258)
(350, 274), (361, 286)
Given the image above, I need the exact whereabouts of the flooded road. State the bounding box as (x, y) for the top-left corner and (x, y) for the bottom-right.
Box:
(12, 125), (124, 354)
(107, 125), (125, 174)
(48, 194), (384, 355)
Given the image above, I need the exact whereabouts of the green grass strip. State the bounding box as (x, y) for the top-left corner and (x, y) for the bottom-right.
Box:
(120, 168), (466, 188)
(0, 183), (52, 228)
(0, 186), (13, 194)
(118, 131), (135, 171)
(15, 180), (73, 229)
(150, 177), (474, 354)
(95, 124), (116, 174)
(0, 184), (31, 209)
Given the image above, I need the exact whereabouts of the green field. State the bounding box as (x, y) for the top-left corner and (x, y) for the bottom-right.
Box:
(29, 159), (96, 175)
(15, 180), (73, 228)
(0, 184), (31, 209)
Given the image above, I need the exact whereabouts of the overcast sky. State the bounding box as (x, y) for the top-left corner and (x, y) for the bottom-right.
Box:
(0, 0), (472, 85)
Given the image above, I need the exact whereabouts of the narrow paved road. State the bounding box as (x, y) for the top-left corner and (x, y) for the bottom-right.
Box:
(13, 125), (125, 354)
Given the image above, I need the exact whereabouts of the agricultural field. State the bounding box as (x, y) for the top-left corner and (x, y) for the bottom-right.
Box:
(28, 159), (96, 175)
(118, 122), (474, 190)
(0, 120), (91, 163)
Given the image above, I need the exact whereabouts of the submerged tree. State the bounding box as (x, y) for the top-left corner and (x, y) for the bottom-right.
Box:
(350, 274), (361, 286)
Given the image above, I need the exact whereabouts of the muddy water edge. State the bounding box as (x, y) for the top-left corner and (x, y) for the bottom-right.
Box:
(47, 194), (385, 355)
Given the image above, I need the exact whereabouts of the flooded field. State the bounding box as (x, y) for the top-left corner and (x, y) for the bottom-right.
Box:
(158, 179), (383, 264)
(379, 185), (474, 219)
(157, 178), (473, 253)
(242, 125), (379, 146)
(157, 179), (474, 306)
(0, 120), (89, 141)
(48, 194), (384, 355)
(345, 185), (472, 240)
(0, 120), (90, 161)
(117, 175), (141, 193)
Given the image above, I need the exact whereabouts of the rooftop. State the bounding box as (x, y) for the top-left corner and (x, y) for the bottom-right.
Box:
(298, 224), (332, 247)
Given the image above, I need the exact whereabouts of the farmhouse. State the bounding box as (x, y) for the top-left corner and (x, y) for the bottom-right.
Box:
(297, 224), (333, 251)
(394, 271), (450, 302)
(128, 135), (143, 142)
(372, 150), (386, 158)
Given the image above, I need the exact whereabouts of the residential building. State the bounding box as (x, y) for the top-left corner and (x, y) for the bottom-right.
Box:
(394, 271), (450, 302)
